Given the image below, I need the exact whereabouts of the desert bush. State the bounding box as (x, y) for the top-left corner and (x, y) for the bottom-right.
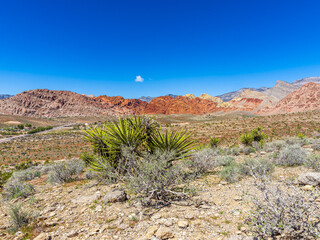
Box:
(241, 146), (256, 155)
(219, 162), (241, 183)
(248, 178), (320, 239)
(240, 158), (274, 177)
(305, 154), (320, 172)
(208, 137), (220, 148)
(126, 151), (186, 206)
(12, 168), (41, 182)
(8, 203), (33, 233)
(85, 147), (138, 183)
(275, 144), (308, 166)
(229, 146), (241, 156)
(3, 178), (35, 200)
(0, 170), (12, 188)
(217, 156), (235, 166)
(312, 142), (320, 151)
(284, 136), (312, 146)
(47, 159), (84, 184)
(187, 148), (220, 176)
(263, 140), (286, 152)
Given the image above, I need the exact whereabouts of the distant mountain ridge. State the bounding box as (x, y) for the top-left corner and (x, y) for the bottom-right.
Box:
(292, 77), (320, 87)
(1, 77), (320, 117)
(0, 94), (13, 99)
(217, 87), (268, 102)
(138, 94), (178, 103)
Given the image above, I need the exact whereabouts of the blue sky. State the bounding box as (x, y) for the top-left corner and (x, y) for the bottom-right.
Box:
(1, 0), (320, 98)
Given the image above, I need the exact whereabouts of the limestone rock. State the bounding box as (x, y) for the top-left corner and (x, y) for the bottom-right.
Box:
(155, 226), (174, 239)
(298, 172), (320, 186)
(103, 189), (127, 203)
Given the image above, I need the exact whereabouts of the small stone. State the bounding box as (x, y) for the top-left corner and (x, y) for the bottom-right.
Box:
(95, 205), (102, 212)
(220, 181), (228, 185)
(103, 189), (127, 203)
(34, 233), (51, 240)
(67, 230), (78, 237)
(155, 227), (174, 239)
(129, 213), (138, 221)
(302, 185), (314, 191)
(234, 196), (242, 201)
(177, 220), (189, 228)
(145, 225), (159, 239)
(185, 213), (195, 220)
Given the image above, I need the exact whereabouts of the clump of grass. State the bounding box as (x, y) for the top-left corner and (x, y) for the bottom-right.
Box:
(7, 203), (33, 233)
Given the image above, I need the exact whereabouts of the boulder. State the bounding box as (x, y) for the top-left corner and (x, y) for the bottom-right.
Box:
(298, 172), (320, 186)
(103, 189), (127, 203)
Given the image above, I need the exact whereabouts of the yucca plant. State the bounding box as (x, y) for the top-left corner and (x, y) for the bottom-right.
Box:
(209, 137), (220, 148)
(150, 128), (195, 162)
(84, 116), (150, 169)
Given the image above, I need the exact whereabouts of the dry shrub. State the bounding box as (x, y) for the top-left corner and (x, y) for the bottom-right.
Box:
(248, 178), (320, 239)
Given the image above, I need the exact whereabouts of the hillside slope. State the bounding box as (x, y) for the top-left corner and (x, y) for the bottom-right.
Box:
(258, 82), (320, 115)
(0, 89), (126, 118)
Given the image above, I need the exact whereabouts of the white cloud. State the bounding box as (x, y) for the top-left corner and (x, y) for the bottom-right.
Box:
(135, 75), (144, 82)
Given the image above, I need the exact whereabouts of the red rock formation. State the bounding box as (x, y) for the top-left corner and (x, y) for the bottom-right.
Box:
(144, 96), (218, 115)
(258, 82), (320, 115)
(95, 96), (147, 114)
(0, 89), (128, 117)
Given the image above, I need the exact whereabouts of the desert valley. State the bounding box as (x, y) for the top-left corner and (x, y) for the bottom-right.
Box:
(0, 77), (320, 239)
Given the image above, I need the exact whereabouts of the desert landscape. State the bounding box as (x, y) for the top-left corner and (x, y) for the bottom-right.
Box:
(2, 1), (320, 239)
(0, 77), (320, 240)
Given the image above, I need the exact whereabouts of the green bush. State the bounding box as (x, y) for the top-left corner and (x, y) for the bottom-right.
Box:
(239, 133), (254, 146)
(239, 127), (267, 147)
(0, 170), (12, 188)
(27, 126), (53, 134)
(208, 137), (220, 148)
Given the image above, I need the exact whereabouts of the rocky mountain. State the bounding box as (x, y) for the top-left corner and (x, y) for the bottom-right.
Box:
(0, 89), (127, 118)
(0, 94), (13, 99)
(95, 95), (147, 114)
(258, 82), (320, 115)
(217, 87), (268, 102)
(213, 89), (276, 113)
(138, 96), (154, 103)
(292, 77), (320, 87)
(138, 94), (178, 103)
(263, 80), (298, 101)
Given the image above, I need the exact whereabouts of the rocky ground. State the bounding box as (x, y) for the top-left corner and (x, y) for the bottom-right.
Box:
(0, 147), (318, 240)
